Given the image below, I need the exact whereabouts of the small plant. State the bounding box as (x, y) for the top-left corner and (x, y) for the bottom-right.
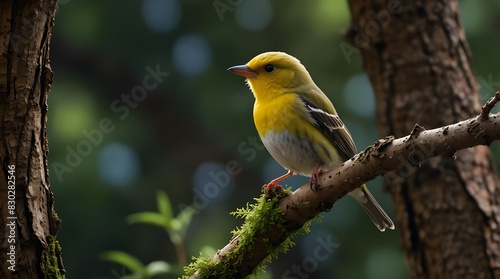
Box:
(102, 190), (195, 278)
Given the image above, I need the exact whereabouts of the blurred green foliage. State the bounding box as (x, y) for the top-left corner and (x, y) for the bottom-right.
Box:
(48, 1), (500, 278)
(102, 191), (191, 278)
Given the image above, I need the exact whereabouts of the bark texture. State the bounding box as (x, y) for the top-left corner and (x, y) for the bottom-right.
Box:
(347, 0), (500, 278)
(0, 0), (64, 278)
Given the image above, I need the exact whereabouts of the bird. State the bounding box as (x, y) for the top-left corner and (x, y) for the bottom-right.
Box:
(227, 51), (394, 232)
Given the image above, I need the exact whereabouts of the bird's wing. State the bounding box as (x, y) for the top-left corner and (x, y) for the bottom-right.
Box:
(300, 97), (357, 160)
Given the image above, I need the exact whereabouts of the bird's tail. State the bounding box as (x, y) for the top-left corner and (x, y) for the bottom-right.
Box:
(349, 184), (395, 232)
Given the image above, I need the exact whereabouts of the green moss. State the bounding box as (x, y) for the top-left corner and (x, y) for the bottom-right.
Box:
(182, 256), (233, 279)
(52, 210), (62, 231)
(182, 188), (316, 278)
(44, 235), (65, 278)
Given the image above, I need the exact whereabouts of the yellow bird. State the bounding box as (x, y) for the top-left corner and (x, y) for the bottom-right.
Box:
(227, 51), (394, 231)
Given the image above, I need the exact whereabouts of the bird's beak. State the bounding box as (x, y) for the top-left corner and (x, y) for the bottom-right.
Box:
(227, 65), (258, 78)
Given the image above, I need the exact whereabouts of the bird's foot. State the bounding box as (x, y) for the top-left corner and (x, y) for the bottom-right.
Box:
(263, 182), (284, 198)
(262, 170), (293, 198)
(310, 165), (324, 191)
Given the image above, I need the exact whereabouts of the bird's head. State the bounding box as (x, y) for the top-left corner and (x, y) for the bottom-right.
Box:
(227, 51), (315, 101)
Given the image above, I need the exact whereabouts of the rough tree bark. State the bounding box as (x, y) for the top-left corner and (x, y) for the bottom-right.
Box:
(347, 0), (500, 278)
(0, 0), (64, 278)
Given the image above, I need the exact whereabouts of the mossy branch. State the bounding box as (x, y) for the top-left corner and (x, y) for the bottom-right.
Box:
(185, 92), (500, 279)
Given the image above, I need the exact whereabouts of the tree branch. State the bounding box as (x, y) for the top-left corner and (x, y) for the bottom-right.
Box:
(186, 93), (500, 278)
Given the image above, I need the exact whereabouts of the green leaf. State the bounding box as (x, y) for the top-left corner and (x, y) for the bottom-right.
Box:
(156, 190), (173, 225)
(146, 261), (175, 275)
(127, 212), (167, 229)
(171, 206), (196, 237)
(100, 251), (144, 272)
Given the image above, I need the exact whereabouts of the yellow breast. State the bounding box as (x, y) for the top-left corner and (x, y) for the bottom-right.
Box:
(253, 93), (301, 136)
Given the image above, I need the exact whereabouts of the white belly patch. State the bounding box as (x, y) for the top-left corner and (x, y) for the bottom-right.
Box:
(261, 130), (322, 176)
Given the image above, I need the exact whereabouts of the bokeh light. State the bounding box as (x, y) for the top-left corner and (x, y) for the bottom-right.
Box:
(142, 0), (181, 33)
(172, 34), (212, 76)
(98, 142), (140, 187)
(235, 0), (273, 31)
(343, 74), (375, 117)
(192, 161), (235, 204)
(50, 85), (97, 141)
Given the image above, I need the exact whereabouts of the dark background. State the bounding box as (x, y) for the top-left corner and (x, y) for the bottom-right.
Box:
(48, 1), (500, 278)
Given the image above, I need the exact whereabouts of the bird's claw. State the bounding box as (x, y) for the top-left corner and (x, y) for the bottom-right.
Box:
(309, 166), (324, 192)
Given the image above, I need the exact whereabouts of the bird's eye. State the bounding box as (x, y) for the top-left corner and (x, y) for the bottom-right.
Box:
(264, 64), (275, 73)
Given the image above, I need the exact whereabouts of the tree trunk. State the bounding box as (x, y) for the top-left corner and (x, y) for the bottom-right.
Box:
(0, 0), (64, 278)
(347, 0), (500, 278)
